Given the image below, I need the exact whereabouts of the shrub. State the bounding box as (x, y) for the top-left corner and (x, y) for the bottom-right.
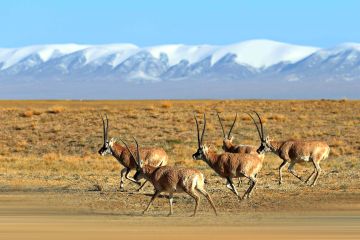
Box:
(19, 110), (34, 118)
(47, 106), (65, 114)
(160, 101), (172, 109)
(32, 110), (42, 115)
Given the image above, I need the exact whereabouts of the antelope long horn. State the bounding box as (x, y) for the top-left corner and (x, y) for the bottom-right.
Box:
(133, 137), (142, 167)
(216, 112), (226, 138)
(120, 139), (139, 167)
(247, 112), (262, 141)
(101, 115), (106, 142)
(227, 113), (237, 139)
(105, 114), (109, 140)
(252, 111), (265, 139)
(194, 114), (201, 148)
(200, 113), (206, 145)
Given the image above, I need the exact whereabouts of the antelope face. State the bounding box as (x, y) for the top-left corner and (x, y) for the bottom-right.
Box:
(98, 140), (111, 156)
(222, 136), (234, 151)
(99, 114), (111, 156)
(192, 145), (208, 161)
(257, 136), (271, 154)
(256, 141), (267, 154)
(194, 113), (207, 160)
(120, 137), (144, 181)
(248, 111), (269, 155)
(217, 112), (237, 152)
(133, 167), (145, 181)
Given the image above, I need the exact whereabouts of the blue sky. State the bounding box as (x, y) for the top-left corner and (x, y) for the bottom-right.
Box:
(1, 0), (360, 48)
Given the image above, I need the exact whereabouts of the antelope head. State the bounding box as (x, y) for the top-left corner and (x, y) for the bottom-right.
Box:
(247, 111), (271, 154)
(98, 115), (112, 156)
(121, 138), (144, 182)
(217, 112), (237, 151)
(192, 113), (209, 161)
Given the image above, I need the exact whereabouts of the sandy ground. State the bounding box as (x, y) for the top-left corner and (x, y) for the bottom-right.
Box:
(1, 191), (359, 240)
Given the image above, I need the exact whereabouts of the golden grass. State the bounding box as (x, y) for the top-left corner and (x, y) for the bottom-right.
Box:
(266, 113), (287, 122)
(1, 100), (359, 158)
(0, 99), (359, 194)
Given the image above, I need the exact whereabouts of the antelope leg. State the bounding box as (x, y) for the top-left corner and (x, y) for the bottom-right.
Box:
(226, 177), (241, 200)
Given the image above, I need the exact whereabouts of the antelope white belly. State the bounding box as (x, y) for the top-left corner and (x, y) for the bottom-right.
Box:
(300, 155), (310, 162)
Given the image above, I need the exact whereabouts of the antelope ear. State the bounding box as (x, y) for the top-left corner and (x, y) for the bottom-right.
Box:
(265, 136), (270, 142)
(229, 136), (234, 142)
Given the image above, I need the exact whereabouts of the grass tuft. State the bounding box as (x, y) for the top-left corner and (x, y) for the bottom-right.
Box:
(160, 101), (173, 109)
(47, 106), (65, 114)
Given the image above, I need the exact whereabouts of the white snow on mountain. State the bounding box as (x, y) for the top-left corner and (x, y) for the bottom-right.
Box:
(0, 40), (359, 99)
(80, 44), (139, 66)
(0, 40), (320, 71)
(316, 42), (360, 60)
(146, 44), (217, 66)
(144, 39), (319, 68)
(210, 39), (319, 68)
(0, 44), (89, 70)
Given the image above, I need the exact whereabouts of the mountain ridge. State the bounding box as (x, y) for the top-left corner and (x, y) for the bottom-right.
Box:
(0, 39), (359, 99)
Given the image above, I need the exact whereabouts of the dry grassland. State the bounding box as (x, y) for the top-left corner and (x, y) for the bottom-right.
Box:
(0, 100), (359, 239)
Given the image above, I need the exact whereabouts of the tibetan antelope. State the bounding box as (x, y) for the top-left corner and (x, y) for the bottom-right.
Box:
(248, 111), (330, 186)
(192, 114), (264, 200)
(217, 112), (264, 186)
(121, 138), (218, 217)
(98, 115), (168, 191)
(217, 112), (258, 155)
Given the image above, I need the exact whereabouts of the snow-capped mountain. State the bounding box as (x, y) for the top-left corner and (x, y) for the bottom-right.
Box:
(0, 40), (359, 99)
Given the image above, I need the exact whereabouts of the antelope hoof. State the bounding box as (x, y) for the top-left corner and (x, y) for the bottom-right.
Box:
(167, 213), (173, 217)
(190, 213), (196, 217)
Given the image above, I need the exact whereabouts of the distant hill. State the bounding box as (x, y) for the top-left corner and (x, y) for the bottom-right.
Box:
(1, 40), (359, 99)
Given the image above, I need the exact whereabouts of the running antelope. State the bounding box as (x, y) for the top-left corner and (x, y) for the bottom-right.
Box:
(217, 112), (264, 186)
(248, 111), (330, 186)
(217, 112), (258, 155)
(192, 114), (263, 200)
(98, 115), (168, 191)
(121, 138), (218, 217)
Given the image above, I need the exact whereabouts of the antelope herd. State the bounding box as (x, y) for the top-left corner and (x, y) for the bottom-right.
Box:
(98, 115), (168, 191)
(98, 111), (330, 216)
